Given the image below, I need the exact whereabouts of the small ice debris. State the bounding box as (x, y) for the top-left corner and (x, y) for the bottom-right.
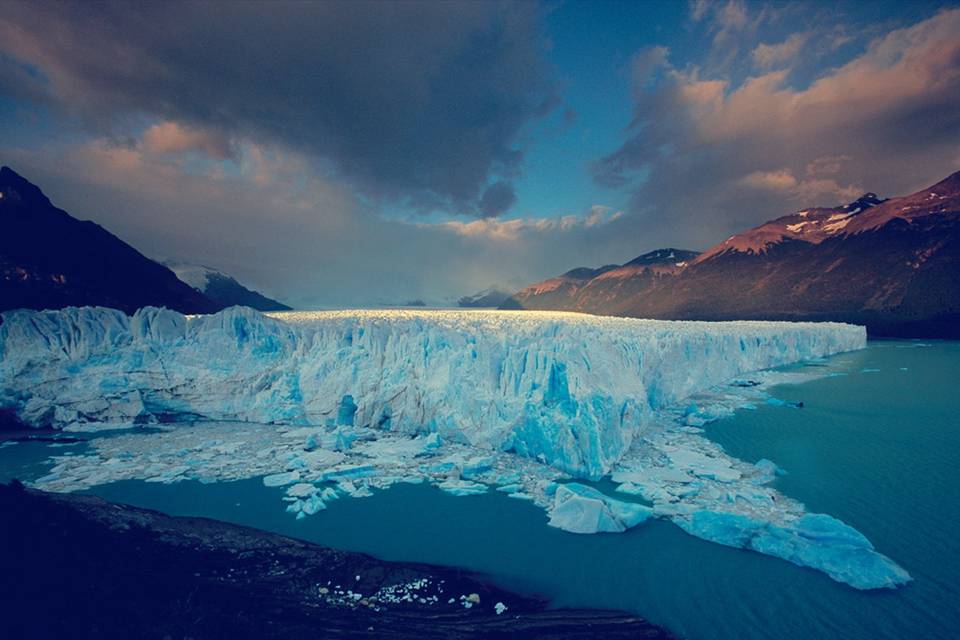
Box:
(495, 602), (508, 615)
(438, 479), (488, 496)
(286, 482), (318, 498)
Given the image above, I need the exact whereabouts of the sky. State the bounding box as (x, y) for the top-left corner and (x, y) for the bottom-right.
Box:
(1, 0), (958, 307)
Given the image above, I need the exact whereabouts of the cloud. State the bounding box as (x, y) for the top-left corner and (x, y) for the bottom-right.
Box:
(438, 205), (622, 241)
(592, 8), (960, 248)
(739, 169), (798, 192)
(478, 181), (517, 218)
(0, 1), (556, 217)
(142, 122), (235, 159)
(631, 46), (671, 91)
(688, 0), (768, 74)
(752, 32), (809, 70)
(739, 168), (862, 203)
(3, 136), (631, 306)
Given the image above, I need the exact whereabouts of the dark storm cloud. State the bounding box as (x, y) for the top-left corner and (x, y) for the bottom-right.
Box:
(478, 181), (516, 217)
(0, 0), (556, 216)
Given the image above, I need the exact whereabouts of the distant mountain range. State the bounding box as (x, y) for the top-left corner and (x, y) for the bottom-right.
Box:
(164, 261), (291, 312)
(0, 167), (289, 314)
(458, 287), (513, 308)
(502, 172), (960, 338)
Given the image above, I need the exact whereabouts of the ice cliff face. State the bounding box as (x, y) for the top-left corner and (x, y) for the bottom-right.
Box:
(0, 306), (865, 478)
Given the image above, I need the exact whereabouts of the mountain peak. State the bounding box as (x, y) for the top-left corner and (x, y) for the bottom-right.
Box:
(626, 248), (699, 267)
(841, 193), (886, 213)
(164, 260), (291, 311)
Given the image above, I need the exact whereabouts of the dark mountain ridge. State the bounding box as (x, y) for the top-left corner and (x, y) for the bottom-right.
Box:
(0, 167), (218, 315)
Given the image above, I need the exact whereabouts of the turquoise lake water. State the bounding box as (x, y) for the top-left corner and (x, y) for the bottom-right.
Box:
(2, 340), (958, 639)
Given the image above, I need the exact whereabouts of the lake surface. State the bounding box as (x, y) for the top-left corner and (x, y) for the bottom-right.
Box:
(3, 340), (958, 640)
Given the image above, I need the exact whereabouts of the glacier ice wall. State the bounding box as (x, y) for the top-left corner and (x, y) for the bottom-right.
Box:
(0, 306), (865, 478)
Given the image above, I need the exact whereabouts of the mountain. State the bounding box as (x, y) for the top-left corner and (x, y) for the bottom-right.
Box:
(501, 248), (699, 312)
(502, 173), (960, 337)
(0, 167), (217, 315)
(457, 287), (513, 308)
(165, 261), (291, 312)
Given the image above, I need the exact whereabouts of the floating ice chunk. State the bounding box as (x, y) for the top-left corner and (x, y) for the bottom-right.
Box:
(300, 494), (326, 515)
(495, 602), (508, 615)
(677, 511), (911, 590)
(286, 482), (318, 498)
(753, 459), (782, 484)
(548, 483), (653, 534)
(263, 470), (300, 487)
(437, 479), (488, 496)
(336, 480), (373, 497)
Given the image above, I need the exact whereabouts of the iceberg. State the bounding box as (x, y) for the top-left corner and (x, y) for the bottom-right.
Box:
(0, 306), (865, 479)
(548, 483), (653, 533)
(676, 511), (911, 590)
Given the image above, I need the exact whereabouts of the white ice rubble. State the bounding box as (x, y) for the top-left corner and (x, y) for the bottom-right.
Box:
(0, 306), (910, 589)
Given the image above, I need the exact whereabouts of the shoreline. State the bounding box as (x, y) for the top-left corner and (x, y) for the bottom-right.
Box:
(0, 482), (674, 639)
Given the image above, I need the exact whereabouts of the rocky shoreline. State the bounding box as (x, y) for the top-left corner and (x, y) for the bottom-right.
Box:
(0, 482), (674, 639)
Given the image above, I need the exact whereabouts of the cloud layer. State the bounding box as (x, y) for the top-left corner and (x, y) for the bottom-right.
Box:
(0, 0), (556, 216)
(2, 2), (958, 306)
(593, 5), (960, 246)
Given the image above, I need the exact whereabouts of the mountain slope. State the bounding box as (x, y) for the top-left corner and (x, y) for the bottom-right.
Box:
(502, 248), (699, 312)
(165, 261), (291, 311)
(457, 287), (513, 308)
(0, 167), (217, 315)
(502, 173), (960, 337)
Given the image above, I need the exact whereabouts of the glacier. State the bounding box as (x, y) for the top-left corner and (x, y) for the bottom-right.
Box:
(0, 306), (864, 478)
(0, 306), (912, 590)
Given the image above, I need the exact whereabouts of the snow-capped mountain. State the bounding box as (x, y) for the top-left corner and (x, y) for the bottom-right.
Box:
(165, 261), (291, 312)
(692, 193), (887, 262)
(0, 167), (217, 315)
(502, 172), (960, 337)
(457, 287), (513, 308)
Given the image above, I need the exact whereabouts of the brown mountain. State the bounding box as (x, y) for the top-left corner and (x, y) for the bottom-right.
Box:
(502, 172), (960, 338)
(0, 167), (218, 315)
(501, 248), (698, 312)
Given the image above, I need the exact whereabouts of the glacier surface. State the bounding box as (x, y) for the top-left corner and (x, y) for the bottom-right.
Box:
(0, 306), (863, 478)
(0, 306), (911, 590)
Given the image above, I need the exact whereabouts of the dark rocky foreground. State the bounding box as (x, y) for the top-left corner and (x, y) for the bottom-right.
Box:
(0, 483), (674, 639)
